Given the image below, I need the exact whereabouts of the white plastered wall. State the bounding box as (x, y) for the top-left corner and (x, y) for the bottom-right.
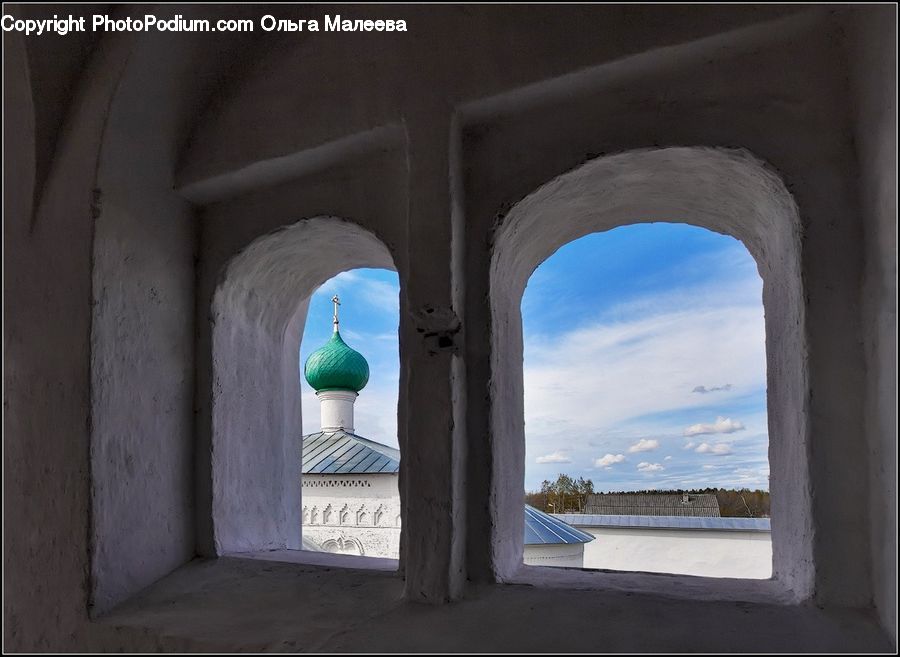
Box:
(523, 543), (585, 568)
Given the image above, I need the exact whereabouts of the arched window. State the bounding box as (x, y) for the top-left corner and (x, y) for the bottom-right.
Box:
(489, 147), (809, 597)
(208, 217), (401, 571)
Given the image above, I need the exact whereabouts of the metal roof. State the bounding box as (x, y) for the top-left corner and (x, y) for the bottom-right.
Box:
(584, 493), (721, 517)
(525, 505), (595, 545)
(301, 431), (591, 546)
(302, 430), (400, 474)
(553, 514), (771, 532)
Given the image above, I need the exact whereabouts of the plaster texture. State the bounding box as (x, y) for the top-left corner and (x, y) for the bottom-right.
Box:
(89, 26), (201, 616)
(847, 6), (898, 647)
(3, 3), (896, 652)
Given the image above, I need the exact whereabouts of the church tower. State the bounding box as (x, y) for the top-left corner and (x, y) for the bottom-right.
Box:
(303, 295), (369, 433)
(300, 295), (401, 559)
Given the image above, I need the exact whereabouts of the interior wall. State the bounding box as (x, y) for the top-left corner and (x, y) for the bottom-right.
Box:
(848, 5), (898, 647)
(89, 32), (199, 617)
(2, 23), (137, 649)
(282, 298), (311, 531)
(176, 6), (803, 189)
(3, 4), (896, 651)
(13, 3), (102, 217)
(84, 5), (265, 616)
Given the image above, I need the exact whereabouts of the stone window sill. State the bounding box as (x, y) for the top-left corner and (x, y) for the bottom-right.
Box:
(96, 556), (892, 652)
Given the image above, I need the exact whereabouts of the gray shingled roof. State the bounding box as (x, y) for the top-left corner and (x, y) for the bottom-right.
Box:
(302, 430), (400, 474)
(584, 493), (721, 517)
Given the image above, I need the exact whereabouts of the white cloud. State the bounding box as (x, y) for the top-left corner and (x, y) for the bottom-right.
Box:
(695, 442), (733, 455)
(637, 462), (665, 473)
(683, 416), (745, 437)
(683, 441), (696, 450)
(326, 270), (360, 285)
(319, 270), (400, 314)
(628, 438), (659, 453)
(692, 384), (733, 394)
(664, 456), (673, 461)
(358, 279), (400, 312)
(524, 287), (766, 443)
(536, 451), (572, 464)
(730, 466), (770, 487)
(594, 453), (626, 468)
(340, 329), (400, 347)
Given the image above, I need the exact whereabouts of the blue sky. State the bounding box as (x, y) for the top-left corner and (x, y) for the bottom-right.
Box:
(300, 223), (770, 492)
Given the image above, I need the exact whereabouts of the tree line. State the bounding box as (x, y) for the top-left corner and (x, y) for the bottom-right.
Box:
(526, 474), (770, 517)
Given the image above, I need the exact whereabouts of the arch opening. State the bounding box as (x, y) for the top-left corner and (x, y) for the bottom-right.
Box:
(489, 147), (810, 599)
(209, 217), (399, 564)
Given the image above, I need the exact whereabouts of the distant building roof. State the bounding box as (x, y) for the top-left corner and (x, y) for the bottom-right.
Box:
(584, 493), (721, 517)
(554, 514), (770, 532)
(525, 505), (595, 545)
(302, 430), (400, 474)
(302, 431), (591, 547)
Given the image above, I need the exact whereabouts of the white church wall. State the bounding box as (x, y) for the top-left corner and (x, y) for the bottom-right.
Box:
(576, 526), (772, 579)
(317, 390), (360, 432)
(523, 543), (585, 568)
(302, 473), (401, 559)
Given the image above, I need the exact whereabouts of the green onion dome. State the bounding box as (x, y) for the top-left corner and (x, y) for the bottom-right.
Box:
(303, 330), (369, 393)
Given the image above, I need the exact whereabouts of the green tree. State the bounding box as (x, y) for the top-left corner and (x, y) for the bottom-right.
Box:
(529, 474), (595, 513)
